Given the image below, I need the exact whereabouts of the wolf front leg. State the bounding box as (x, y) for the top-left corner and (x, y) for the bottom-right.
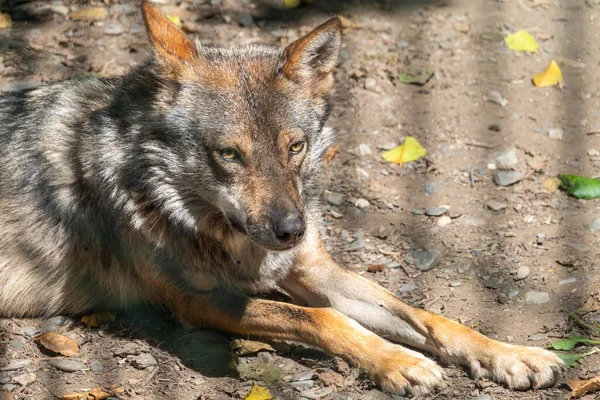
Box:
(282, 234), (564, 391)
(166, 288), (444, 396)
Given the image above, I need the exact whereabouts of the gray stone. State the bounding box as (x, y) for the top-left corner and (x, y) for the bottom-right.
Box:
(300, 387), (334, 399)
(589, 216), (600, 233)
(104, 23), (125, 36)
(525, 291), (550, 304)
(90, 360), (104, 372)
(19, 326), (39, 336)
(398, 283), (417, 293)
(411, 208), (425, 215)
(487, 90), (508, 108)
(424, 182), (437, 195)
(129, 353), (157, 369)
(559, 277), (576, 285)
(239, 14), (254, 27)
(484, 278), (501, 289)
(494, 147), (518, 168)
(1, 384), (16, 392)
(0, 373), (9, 385)
(486, 200), (507, 211)
(377, 142), (397, 150)
(548, 127), (563, 140)
(364, 77), (377, 91)
(290, 380), (314, 391)
(426, 207), (447, 217)
(515, 266), (530, 280)
(10, 340), (21, 349)
(12, 372), (36, 386)
(257, 351), (273, 364)
(355, 143), (373, 157)
(1, 359), (31, 371)
(449, 281), (462, 287)
(361, 389), (390, 400)
(507, 290), (520, 298)
(472, 395), (491, 400)
(406, 248), (441, 271)
(323, 191), (344, 206)
(42, 316), (74, 332)
(354, 198), (370, 209)
(292, 369), (316, 382)
(386, 261), (401, 268)
(527, 333), (547, 341)
(494, 171), (523, 186)
(49, 359), (85, 373)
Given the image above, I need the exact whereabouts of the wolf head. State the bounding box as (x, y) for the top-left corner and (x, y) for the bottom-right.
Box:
(139, 2), (341, 251)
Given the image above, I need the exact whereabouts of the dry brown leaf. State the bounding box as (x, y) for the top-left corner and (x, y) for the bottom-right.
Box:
(34, 332), (78, 357)
(231, 339), (275, 356)
(324, 144), (340, 163)
(81, 312), (115, 327)
(61, 387), (111, 400)
(568, 376), (600, 398)
(318, 370), (345, 386)
(367, 264), (385, 273)
(578, 297), (600, 314)
(0, 13), (13, 29)
(338, 16), (360, 29)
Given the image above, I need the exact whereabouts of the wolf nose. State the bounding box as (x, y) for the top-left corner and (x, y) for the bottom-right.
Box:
(272, 210), (305, 245)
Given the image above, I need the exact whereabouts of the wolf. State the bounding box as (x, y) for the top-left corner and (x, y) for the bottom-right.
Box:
(0, 1), (563, 395)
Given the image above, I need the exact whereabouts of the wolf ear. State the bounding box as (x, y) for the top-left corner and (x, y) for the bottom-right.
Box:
(281, 18), (342, 96)
(142, 1), (198, 70)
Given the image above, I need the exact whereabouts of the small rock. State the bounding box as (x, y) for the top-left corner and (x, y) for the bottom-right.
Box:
(515, 266), (530, 280)
(559, 277), (576, 285)
(292, 369), (316, 382)
(299, 387), (334, 399)
(364, 77), (377, 91)
(411, 208), (425, 215)
(1, 360), (31, 371)
(472, 395), (491, 400)
(377, 142), (397, 150)
(398, 283), (417, 293)
(239, 14), (253, 27)
(426, 207), (448, 217)
(487, 163), (497, 170)
(507, 289), (520, 298)
(324, 191), (344, 206)
(1, 385), (15, 393)
(330, 210), (343, 219)
(0, 374), (9, 385)
(424, 182), (437, 195)
(129, 353), (157, 369)
(487, 90), (508, 108)
(437, 215), (452, 227)
(49, 359), (85, 373)
(527, 333), (547, 341)
(104, 23), (125, 36)
(494, 171), (523, 186)
(548, 127), (563, 140)
(589, 216), (600, 233)
(354, 198), (370, 209)
(356, 167), (370, 180)
(41, 316), (74, 332)
(486, 200), (507, 211)
(114, 343), (143, 356)
(494, 147), (518, 168)
(406, 248), (441, 271)
(588, 148), (600, 156)
(257, 351), (273, 364)
(355, 143), (373, 157)
(90, 360), (104, 372)
(484, 278), (501, 289)
(291, 380), (314, 391)
(12, 372), (36, 386)
(50, 4), (69, 15)
(525, 291), (550, 304)
(449, 281), (462, 287)
(18, 326), (39, 336)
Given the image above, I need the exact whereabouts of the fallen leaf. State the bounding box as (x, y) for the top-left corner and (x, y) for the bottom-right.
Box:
(243, 383), (272, 400)
(167, 15), (182, 27)
(283, 0), (300, 8)
(237, 362), (282, 382)
(381, 136), (427, 165)
(324, 144), (340, 163)
(338, 16), (360, 29)
(505, 30), (539, 53)
(557, 348), (600, 368)
(578, 298), (600, 314)
(34, 332), (78, 357)
(533, 60), (563, 88)
(568, 376), (600, 399)
(542, 177), (560, 193)
(318, 370), (345, 386)
(81, 312), (115, 328)
(62, 387), (111, 400)
(70, 7), (107, 21)
(0, 13), (13, 29)
(398, 68), (435, 85)
(231, 339), (275, 356)
(453, 22), (470, 33)
(552, 336), (600, 351)
(559, 174), (600, 199)
(367, 264), (385, 273)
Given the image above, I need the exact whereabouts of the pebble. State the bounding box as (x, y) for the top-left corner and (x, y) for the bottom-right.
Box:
(426, 207), (447, 217)
(527, 333), (547, 341)
(377, 142), (397, 150)
(90, 360), (104, 372)
(559, 277), (576, 285)
(411, 208), (425, 215)
(104, 23), (125, 36)
(424, 182), (437, 195)
(49, 359), (86, 373)
(472, 395), (491, 400)
(356, 167), (370, 180)
(50, 4), (69, 15)
(507, 289), (520, 298)
(41, 316), (74, 332)
(515, 266), (530, 280)
(487, 90), (508, 108)
(437, 215), (452, 227)
(494, 171), (523, 186)
(355, 143), (373, 157)
(484, 278), (501, 289)
(548, 127), (563, 140)
(130, 353), (157, 369)
(239, 14), (254, 27)
(290, 380), (314, 391)
(588, 148), (600, 156)
(299, 387), (334, 399)
(487, 163), (497, 170)
(0, 374), (9, 385)
(292, 369), (316, 382)
(589, 216), (600, 233)
(525, 291), (550, 304)
(1, 360), (31, 371)
(449, 281), (462, 287)
(354, 198), (370, 209)
(398, 283), (417, 293)
(12, 373), (36, 387)
(18, 326), (39, 336)
(364, 77), (377, 91)
(494, 147), (518, 168)
(486, 200), (507, 211)
(323, 191), (344, 206)
(406, 248), (441, 271)
(257, 351), (273, 364)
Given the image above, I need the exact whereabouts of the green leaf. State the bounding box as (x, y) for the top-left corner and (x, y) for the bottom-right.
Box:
(556, 348), (600, 368)
(559, 174), (600, 199)
(505, 30), (539, 53)
(552, 336), (590, 351)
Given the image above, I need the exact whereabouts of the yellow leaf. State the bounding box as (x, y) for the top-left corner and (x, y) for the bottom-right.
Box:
(231, 339), (275, 356)
(324, 144), (340, 163)
(533, 60), (563, 87)
(505, 30), (539, 53)
(284, 0), (301, 7)
(381, 136), (427, 165)
(542, 177), (560, 193)
(61, 387), (111, 400)
(0, 13), (12, 29)
(81, 312), (115, 328)
(243, 383), (272, 400)
(168, 15), (182, 27)
(34, 332), (78, 357)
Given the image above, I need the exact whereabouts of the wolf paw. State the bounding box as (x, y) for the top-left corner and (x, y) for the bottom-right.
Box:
(468, 343), (564, 389)
(372, 345), (446, 396)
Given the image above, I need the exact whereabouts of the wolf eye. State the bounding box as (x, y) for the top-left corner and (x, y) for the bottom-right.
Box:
(289, 141), (305, 155)
(219, 149), (238, 162)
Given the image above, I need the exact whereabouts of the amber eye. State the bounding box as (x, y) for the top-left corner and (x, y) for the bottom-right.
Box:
(290, 141), (305, 155)
(219, 149), (238, 162)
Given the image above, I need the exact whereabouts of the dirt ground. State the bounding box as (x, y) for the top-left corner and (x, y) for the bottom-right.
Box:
(1, 0), (600, 399)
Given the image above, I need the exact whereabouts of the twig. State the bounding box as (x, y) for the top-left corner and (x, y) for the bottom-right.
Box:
(587, 131), (600, 136)
(141, 366), (159, 388)
(565, 309), (596, 333)
(465, 141), (501, 149)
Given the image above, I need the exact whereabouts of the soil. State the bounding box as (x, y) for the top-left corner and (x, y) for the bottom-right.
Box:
(1, 0), (600, 399)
